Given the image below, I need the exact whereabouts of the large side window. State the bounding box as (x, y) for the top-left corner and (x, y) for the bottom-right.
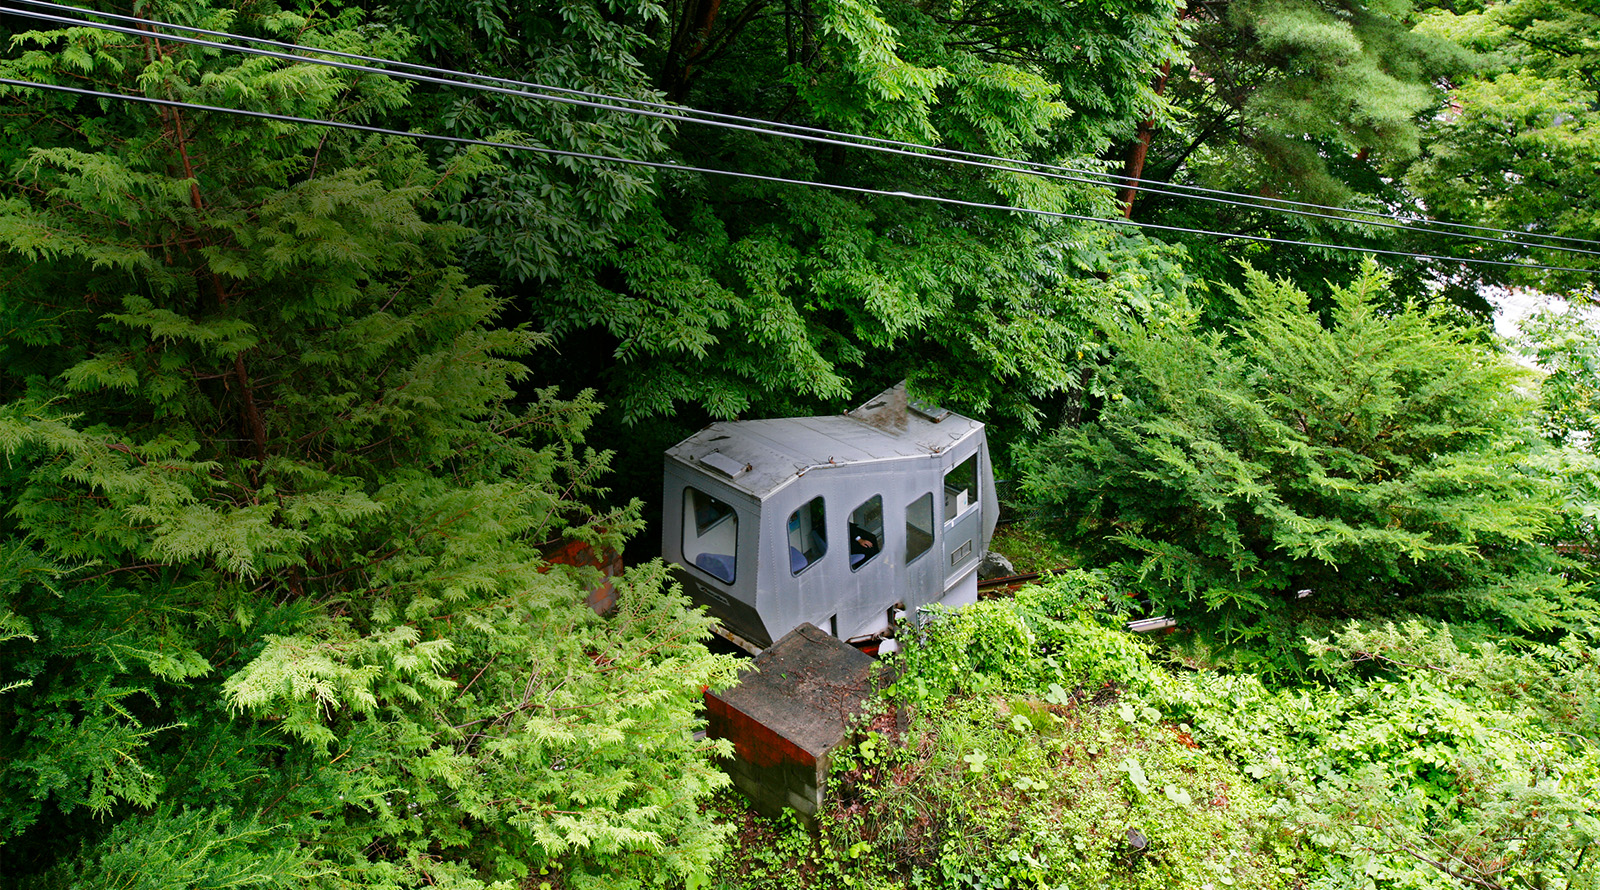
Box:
(848, 495), (884, 572)
(683, 488), (737, 584)
(905, 492), (934, 563)
(787, 496), (827, 575)
(944, 453), (978, 524)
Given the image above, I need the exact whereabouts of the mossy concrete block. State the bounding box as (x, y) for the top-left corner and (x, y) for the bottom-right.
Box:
(705, 623), (875, 828)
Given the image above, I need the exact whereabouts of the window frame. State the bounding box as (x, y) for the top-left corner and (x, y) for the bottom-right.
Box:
(905, 491), (935, 564)
(848, 494), (885, 573)
(786, 496), (829, 576)
(682, 487), (738, 585)
(943, 452), (979, 527)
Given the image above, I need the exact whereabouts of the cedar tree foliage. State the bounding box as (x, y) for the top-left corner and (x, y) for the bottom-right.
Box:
(0, 5), (737, 888)
(1020, 262), (1588, 665)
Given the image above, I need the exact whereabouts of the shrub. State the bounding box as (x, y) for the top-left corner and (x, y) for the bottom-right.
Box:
(889, 572), (1156, 708)
(807, 596), (1289, 889)
(1019, 261), (1586, 668)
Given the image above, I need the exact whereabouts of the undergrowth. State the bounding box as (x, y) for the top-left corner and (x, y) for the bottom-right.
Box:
(707, 572), (1295, 889)
(988, 522), (1078, 575)
(707, 574), (1600, 889)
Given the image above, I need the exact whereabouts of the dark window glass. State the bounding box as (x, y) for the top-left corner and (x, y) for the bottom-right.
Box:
(906, 492), (934, 563)
(848, 495), (884, 572)
(787, 497), (827, 575)
(683, 487), (737, 584)
(944, 453), (978, 523)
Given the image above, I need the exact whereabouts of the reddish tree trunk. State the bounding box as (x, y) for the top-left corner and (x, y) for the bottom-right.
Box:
(1119, 61), (1173, 218)
(663, 0), (724, 100)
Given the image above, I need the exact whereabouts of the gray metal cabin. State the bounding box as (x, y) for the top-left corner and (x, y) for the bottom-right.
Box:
(662, 383), (997, 650)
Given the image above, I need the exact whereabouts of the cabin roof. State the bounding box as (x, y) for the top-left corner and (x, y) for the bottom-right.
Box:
(665, 382), (984, 500)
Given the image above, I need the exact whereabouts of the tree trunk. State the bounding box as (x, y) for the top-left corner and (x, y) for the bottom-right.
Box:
(1119, 61), (1172, 218)
(662, 0), (723, 101)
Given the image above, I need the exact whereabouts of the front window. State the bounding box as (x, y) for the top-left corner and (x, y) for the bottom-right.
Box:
(944, 453), (978, 524)
(849, 495), (884, 572)
(683, 487), (737, 584)
(787, 497), (827, 575)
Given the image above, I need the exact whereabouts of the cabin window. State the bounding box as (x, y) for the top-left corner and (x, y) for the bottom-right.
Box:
(944, 453), (978, 524)
(787, 497), (827, 575)
(683, 487), (737, 584)
(905, 492), (934, 563)
(849, 495), (884, 572)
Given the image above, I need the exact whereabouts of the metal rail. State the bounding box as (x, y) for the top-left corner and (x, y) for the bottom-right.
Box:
(977, 571), (1045, 596)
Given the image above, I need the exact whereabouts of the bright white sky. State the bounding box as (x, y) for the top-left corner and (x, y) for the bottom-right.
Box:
(1487, 286), (1598, 342)
(1491, 286), (1551, 341)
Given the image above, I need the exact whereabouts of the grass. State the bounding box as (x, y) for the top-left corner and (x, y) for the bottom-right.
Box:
(989, 520), (1077, 574)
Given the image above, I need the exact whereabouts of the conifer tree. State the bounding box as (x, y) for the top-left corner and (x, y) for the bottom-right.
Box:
(1127, 0), (1473, 301)
(1019, 262), (1588, 668)
(0, 5), (736, 887)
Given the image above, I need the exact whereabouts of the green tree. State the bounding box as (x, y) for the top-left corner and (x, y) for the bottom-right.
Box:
(0, 4), (736, 887)
(1408, 0), (1600, 295)
(368, 0), (675, 287)
(1124, 0), (1475, 304)
(1521, 306), (1600, 449)
(1517, 306), (1600, 562)
(365, 0), (1190, 428)
(1018, 261), (1585, 667)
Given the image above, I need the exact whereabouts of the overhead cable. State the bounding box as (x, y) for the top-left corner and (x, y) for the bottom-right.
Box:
(9, 0), (1600, 260)
(2, 75), (1594, 279)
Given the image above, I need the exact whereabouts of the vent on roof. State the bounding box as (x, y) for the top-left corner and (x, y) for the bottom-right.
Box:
(701, 451), (751, 479)
(908, 399), (950, 423)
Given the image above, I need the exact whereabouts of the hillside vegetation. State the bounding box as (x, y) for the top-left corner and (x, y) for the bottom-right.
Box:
(2, 1), (1598, 888)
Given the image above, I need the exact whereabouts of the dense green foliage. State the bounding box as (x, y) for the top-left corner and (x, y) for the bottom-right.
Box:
(1161, 0), (1458, 201)
(371, 0), (1194, 427)
(3, 0), (1599, 885)
(0, 7), (736, 888)
(1523, 306), (1600, 450)
(1125, 0), (1597, 306)
(713, 574), (1294, 890)
(1409, 0), (1600, 292)
(1180, 620), (1600, 889)
(1122, 0), (1472, 302)
(712, 586), (1600, 890)
(1516, 307), (1600, 562)
(1018, 262), (1586, 665)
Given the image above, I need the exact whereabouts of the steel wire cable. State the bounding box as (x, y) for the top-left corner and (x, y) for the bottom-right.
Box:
(1, 75), (1594, 278)
(9, 0), (1600, 259)
(16, 0), (1597, 253)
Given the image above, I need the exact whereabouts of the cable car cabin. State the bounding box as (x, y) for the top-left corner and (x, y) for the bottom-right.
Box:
(662, 383), (997, 652)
